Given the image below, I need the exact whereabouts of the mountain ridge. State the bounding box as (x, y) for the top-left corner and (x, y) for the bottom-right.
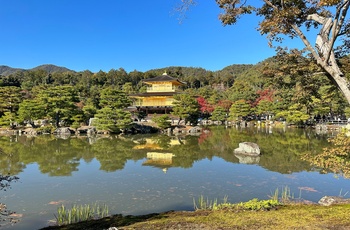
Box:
(0, 64), (75, 76)
(0, 63), (258, 78)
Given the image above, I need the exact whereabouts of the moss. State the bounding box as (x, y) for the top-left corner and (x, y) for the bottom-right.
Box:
(41, 204), (350, 230)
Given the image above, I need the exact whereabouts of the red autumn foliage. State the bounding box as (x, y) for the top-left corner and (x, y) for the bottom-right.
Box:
(218, 100), (233, 112)
(253, 89), (275, 107)
(197, 97), (214, 113)
(198, 129), (212, 144)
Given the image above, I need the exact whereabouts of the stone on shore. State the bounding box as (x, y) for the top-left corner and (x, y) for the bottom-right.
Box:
(318, 196), (350, 206)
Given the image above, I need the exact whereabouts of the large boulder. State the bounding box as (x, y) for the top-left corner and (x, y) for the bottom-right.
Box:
(53, 127), (75, 135)
(188, 126), (202, 134)
(234, 142), (260, 156)
(77, 126), (96, 135)
(23, 128), (38, 136)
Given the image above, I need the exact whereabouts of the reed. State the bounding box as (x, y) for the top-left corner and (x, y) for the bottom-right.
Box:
(193, 195), (218, 210)
(270, 186), (294, 203)
(339, 189), (349, 197)
(193, 195), (230, 211)
(55, 203), (109, 226)
(194, 187), (293, 212)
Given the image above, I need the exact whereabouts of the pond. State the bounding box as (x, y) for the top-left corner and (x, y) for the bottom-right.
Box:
(1, 126), (350, 229)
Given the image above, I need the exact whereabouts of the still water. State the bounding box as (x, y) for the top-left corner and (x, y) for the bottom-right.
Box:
(1, 126), (350, 229)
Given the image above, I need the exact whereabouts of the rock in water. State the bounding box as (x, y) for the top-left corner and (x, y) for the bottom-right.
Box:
(234, 154), (260, 164)
(234, 142), (260, 156)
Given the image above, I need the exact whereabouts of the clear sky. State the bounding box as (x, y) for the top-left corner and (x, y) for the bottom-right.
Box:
(1, 0), (304, 73)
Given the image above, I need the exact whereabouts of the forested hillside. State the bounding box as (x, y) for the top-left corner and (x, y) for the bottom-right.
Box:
(0, 54), (349, 133)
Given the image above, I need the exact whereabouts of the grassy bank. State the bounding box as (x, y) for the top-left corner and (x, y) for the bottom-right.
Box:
(42, 203), (350, 230)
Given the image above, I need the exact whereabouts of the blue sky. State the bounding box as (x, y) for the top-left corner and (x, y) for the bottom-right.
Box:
(1, 0), (304, 73)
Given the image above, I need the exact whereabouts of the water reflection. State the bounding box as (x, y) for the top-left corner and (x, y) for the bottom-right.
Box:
(0, 126), (330, 177)
(0, 126), (347, 230)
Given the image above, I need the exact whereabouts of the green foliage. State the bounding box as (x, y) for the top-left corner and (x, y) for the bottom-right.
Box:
(122, 82), (135, 94)
(94, 107), (132, 133)
(36, 125), (55, 134)
(276, 104), (309, 125)
(226, 79), (257, 102)
(99, 87), (131, 109)
(55, 203), (109, 226)
(33, 85), (80, 127)
(193, 196), (281, 211)
(71, 114), (84, 129)
(172, 94), (199, 125)
(82, 103), (97, 124)
(93, 87), (132, 132)
(255, 99), (275, 117)
(18, 99), (46, 126)
(345, 107), (350, 118)
(270, 186), (295, 203)
(210, 106), (227, 122)
(0, 112), (17, 128)
(302, 131), (350, 178)
(2, 52), (350, 128)
(152, 114), (171, 129)
(193, 195), (219, 211)
(229, 99), (251, 120)
(0, 86), (23, 115)
(236, 198), (280, 211)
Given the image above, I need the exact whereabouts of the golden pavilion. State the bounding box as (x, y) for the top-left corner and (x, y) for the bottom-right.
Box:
(130, 72), (185, 114)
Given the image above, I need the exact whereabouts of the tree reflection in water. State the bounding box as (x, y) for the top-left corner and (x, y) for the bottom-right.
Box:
(0, 175), (19, 226)
(0, 126), (333, 176)
(0, 126), (345, 229)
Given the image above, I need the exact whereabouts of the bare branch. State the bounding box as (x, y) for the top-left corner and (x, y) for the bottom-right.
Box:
(174, 0), (197, 23)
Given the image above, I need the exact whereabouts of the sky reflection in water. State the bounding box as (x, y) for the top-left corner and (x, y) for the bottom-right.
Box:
(1, 127), (350, 229)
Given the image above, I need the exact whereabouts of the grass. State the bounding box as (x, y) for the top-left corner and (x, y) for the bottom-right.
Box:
(193, 195), (280, 211)
(54, 203), (109, 226)
(193, 186), (294, 211)
(41, 204), (350, 230)
(42, 187), (350, 229)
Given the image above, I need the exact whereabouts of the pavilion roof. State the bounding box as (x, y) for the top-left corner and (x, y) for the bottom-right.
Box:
(130, 92), (181, 97)
(142, 73), (185, 85)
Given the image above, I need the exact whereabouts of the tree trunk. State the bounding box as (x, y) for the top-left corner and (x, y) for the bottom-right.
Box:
(331, 72), (350, 105)
(55, 112), (60, 127)
(296, 11), (350, 105)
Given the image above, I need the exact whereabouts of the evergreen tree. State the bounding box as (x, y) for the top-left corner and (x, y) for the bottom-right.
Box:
(210, 106), (227, 122)
(17, 99), (46, 126)
(172, 94), (200, 125)
(94, 107), (131, 132)
(94, 87), (132, 132)
(35, 86), (80, 127)
(0, 86), (23, 115)
(229, 99), (251, 121)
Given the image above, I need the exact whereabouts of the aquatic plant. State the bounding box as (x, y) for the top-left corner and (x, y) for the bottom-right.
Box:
(193, 195), (280, 211)
(236, 198), (280, 211)
(193, 195), (219, 210)
(270, 186), (295, 203)
(55, 203), (109, 226)
(339, 188), (349, 198)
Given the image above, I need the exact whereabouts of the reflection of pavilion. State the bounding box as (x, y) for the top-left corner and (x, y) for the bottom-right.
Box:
(133, 138), (182, 173)
(133, 139), (163, 150)
(143, 152), (175, 173)
(132, 138), (184, 150)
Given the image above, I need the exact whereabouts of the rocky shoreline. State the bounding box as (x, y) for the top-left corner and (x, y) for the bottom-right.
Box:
(0, 119), (347, 137)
